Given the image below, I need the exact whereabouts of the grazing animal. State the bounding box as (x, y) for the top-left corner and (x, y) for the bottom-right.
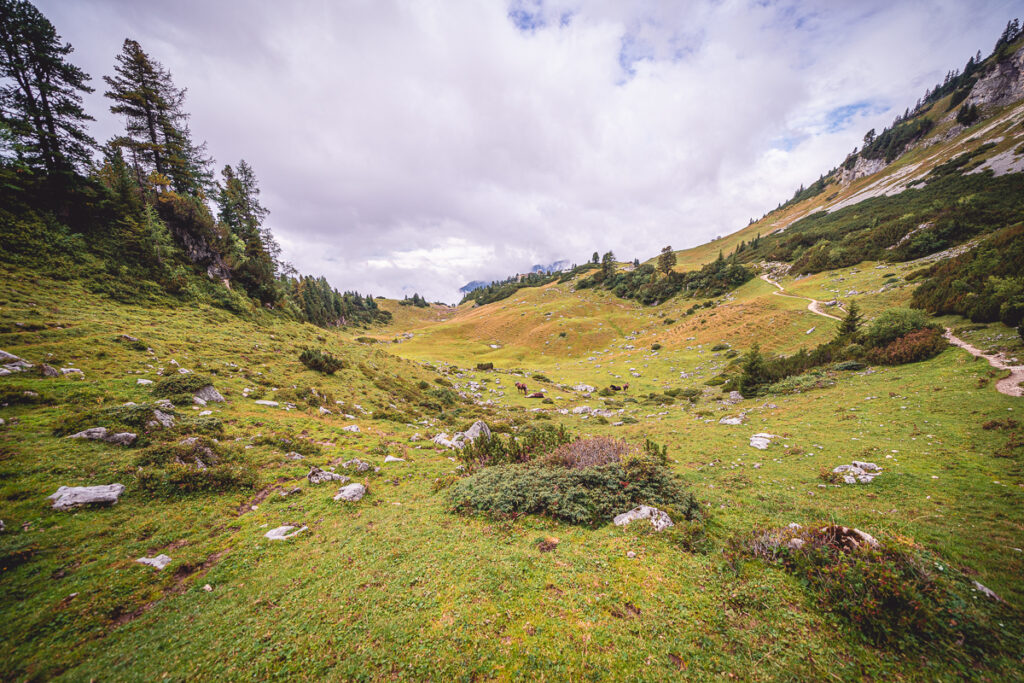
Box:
(623, 383), (629, 391)
(609, 384), (621, 391)
(527, 392), (544, 398)
(515, 382), (528, 395)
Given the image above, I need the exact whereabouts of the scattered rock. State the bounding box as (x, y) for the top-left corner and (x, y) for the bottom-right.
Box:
(41, 364), (59, 378)
(48, 483), (125, 511)
(334, 483), (367, 502)
(574, 384), (596, 393)
(307, 466), (348, 484)
(285, 451), (304, 460)
(613, 505), (674, 532)
(342, 458), (371, 472)
(136, 378), (153, 385)
(973, 580), (1002, 602)
(342, 425), (360, 433)
(203, 584), (213, 592)
(193, 385), (225, 403)
(833, 462), (882, 484)
(626, 551), (636, 559)
(719, 416), (744, 426)
(148, 409), (175, 429)
(265, 525), (307, 540)
(384, 455), (405, 463)
(60, 367), (83, 377)
(318, 406), (332, 415)
(728, 391), (744, 402)
(136, 554), (172, 570)
(254, 400), (279, 407)
(749, 433), (775, 450)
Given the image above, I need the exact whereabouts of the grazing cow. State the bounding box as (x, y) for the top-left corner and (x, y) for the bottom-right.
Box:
(515, 382), (528, 395)
(609, 384), (621, 391)
(623, 383), (629, 391)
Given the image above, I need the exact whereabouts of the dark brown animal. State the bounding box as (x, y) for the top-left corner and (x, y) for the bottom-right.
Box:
(609, 384), (621, 391)
(515, 382), (528, 394)
(527, 392), (544, 398)
(622, 383), (629, 391)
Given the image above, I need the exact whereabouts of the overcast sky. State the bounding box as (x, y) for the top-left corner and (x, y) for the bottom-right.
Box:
(37, 0), (1024, 302)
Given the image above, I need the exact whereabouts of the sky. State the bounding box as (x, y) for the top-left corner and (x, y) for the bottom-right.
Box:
(36, 0), (1024, 302)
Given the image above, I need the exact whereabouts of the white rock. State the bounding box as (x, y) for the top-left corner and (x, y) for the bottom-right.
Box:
(973, 580), (1001, 601)
(136, 554), (172, 570)
(137, 378), (153, 385)
(199, 410), (212, 416)
(384, 455), (405, 463)
(719, 416), (743, 426)
(318, 406), (332, 415)
(334, 483), (367, 502)
(749, 433), (775, 450)
(613, 505), (674, 532)
(193, 396), (207, 406)
(462, 421), (491, 442)
(265, 525), (308, 540)
(254, 400), (279, 407)
(48, 484), (125, 510)
(194, 385), (225, 403)
(342, 425), (360, 433)
(307, 466), (348, 484)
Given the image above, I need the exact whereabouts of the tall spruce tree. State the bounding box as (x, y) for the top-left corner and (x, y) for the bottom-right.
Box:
(657, 245), (677, 275)
(217, 160), (279, 304)
(836, 301), (863, 341)
(0, 0), (95, 177)
(103, 39), (210, 195)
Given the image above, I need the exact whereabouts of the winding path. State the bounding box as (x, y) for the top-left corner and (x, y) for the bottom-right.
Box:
(759, 274), (845, 321)
(943, 328), (1024, 397)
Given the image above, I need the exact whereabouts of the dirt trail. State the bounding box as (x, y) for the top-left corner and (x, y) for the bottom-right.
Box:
(759, 274), (844, 321)
(943, 328), (1024, 397)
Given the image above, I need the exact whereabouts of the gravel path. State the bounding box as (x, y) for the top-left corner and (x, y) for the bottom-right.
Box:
(760, 274), (844, 321)
(944, 328), (1024, 397)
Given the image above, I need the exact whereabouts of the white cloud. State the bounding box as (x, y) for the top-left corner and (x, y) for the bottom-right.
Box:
(37, 0), (1024, 301)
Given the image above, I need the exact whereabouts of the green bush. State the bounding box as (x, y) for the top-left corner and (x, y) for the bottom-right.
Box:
(476, 362), (494, 371)
(866, 328), (947, 365)
(651, 343), (662, 351)
(835, 360), (866, 371)
(152, 373), (214, 399)
(532, 373), (551, 382)
(710, 343), (730, 351)
(450, 456), (700, 527)
(458, 424), (571, 470)
(744, 525), (1022, 664)
(864, 309), (939, 347)
(135, 437), (256, 496)
(299, 348), (344, 374)
(54, 402), (175, 437)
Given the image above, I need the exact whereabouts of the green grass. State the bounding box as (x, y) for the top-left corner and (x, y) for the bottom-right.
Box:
(2, 252), (1023, 680)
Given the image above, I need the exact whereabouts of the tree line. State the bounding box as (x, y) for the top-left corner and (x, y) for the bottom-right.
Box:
(0, 0), (388, 328)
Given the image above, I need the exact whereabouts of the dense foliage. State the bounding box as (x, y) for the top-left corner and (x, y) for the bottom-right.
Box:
(298, 348), (344, 374)
(578, 252), (753, 305)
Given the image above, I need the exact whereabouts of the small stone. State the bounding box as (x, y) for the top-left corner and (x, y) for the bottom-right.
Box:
(973, 580), (1001, 601)
(342, 425), (360, 433)
(136, 554), (172, 570)
(613, 505), (673, 532)
(48, 483), (125, 511)
(203, 584), (213, 592)
(41, 364), (59, 378)
(384, 455), (405, 463)
(307, 466), (348, 484)
(137, 378), (153, 385)
(285, 451), (304, 460)
(334, 483), (367, 502)
(265, 525), (308, 540)
(342, 459), (371, 472)
(626, 551), (636, 559)
(254, 400), (279, 407)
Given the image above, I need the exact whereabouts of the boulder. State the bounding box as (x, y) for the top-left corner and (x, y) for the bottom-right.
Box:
(307, 466), (348, 484)
(612, 505), (674, 532)
(462, 421), (491, 442)
(342, 458), (371, 472)
(136, 554), (172, 570)
(384, 455), (405, 463)
(749, 433), (774, 450)
(49, 483), (125, 511)
(67, 427), (137, 446)
(334, 483), (367, 502)
(193, 385), (225, 403)
(264, 525), (307, 541)
(193, 396), (207, 406)
(137, 378), (153, 385)
(148, 409), (175, 429)
(254, 400), (279, 407)
(41, 364), (59, 378)
(719, 416), (743, 426)
(342, 425), (360, 433)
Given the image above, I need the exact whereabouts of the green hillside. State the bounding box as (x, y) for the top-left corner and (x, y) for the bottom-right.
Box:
(2, 4), (1024, 681)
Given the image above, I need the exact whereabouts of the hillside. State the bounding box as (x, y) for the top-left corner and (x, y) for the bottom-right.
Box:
(2, 5), (1024, 681)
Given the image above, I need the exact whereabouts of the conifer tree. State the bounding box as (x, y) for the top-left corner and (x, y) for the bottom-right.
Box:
(836, 301), (863, 341)
(601, 251), (615, 279)
(0, 0), (95, 177)
(216, 160), (279, 304)
(657, 245), (677, 275)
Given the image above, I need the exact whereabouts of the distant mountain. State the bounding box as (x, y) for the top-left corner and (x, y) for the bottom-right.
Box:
(459, 259), (570, 294)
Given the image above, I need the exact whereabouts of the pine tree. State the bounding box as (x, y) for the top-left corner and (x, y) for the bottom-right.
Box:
(657, 245), (677, 275)
(601, 251), (615, 280)
(0, 0), (95, 177)
(591, 251), (599, 264)
(103, 39), (210, 195)
(836, 301), (863, 341)
(216, 160), (279, 304)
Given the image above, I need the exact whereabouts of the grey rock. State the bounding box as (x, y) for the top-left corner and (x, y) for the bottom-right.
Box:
(150, 409), (175, 429)
(41, 364), (59, 378)
(851, 460), (880, 471)
(749, 433), (774, 450)
(254, 400), (279, 407)
(61, 367), (83, 376)
(334, 483), (367, 502)
(67, 427), (136, 446)
(49, 483), (125, 510)
(342, 458), (371, 472)
(719, 416), (744, 426)
(342, 425), (360, 433)
(462, 420), (491, 442)
(973, 580), (1001, 602)
(194, 385), (225, 403)
(136, 554), (172, 570)
(384, 455), (405, 463)
(307, 466), (348, 484)
(265, 525), (307, 540)
(728, 391), (744, 402)
(193, 396), (207, 406)
(285, 451), (304, 460)
(613, 505), (674, 532)
(136, 378), (153, 385)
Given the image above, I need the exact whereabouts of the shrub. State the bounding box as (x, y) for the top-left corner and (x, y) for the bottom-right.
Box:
(135, 438), (256, 496)
(864, 308), (939, 347)
(450, 456), (700, 527)
(651, 343), (662, 351)
(743, 525), (1022, 664)
(544, 437), (632, 469)
(253, 433), (322, 456)
(766, 371), (836, 395)
(711, 343), (730, 351)
(476, 362), (494, 371)
(434, 377), (453, 387)
(152, 373), (214, 399)
(458, 424), (572, 470)
(532, 373), (550, 382)
(54, 402), (174, 437)
(299, 348), (344, 374)
(866, 328), (947, 365)
(834, 360), (866, 371)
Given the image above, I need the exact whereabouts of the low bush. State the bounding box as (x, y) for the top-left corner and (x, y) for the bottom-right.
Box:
(834, 360), (866, 371)
(742, 525), (1022, 665)
(135, 437), (256, 496)
(864, 308), (940, 347)
(532, 373), (551, 382)
(476, 362), (493, 371)
(543, 437), (632, 469)
(651, 343), (662, 351)
(866, 328), (947, 365)
(450, 455), (700, 527)
(766, 371), (836, 395)
(299, 348), (344, 374)
(711, 343), (730, 351)
(152, 373), (214, 400)
(458, 424), (572, 470)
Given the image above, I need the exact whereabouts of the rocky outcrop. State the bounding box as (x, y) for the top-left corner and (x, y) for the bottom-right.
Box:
(193, 385), (225, 403)
(307, 466), (348, 484)
(838, 155), (887, 185)
(49, 484), (125, 510)
(968, 45), (1024, 109)
(67, 427), (137, 446)
(613, 505), (674, 532)
(265, 525), (307, 540)
(137, 554), (172, 569)
(334, 483), (367, 502)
